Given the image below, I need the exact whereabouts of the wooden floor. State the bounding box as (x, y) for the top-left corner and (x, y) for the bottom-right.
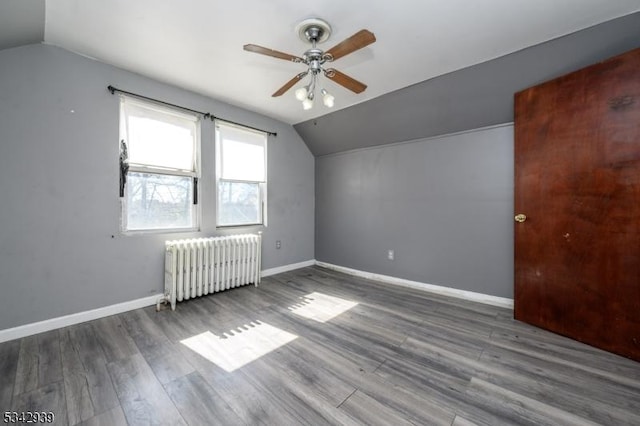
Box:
(1, 266), (639, 425)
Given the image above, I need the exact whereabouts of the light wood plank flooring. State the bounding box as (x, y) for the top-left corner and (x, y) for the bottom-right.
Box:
(1, 266), (639, 425)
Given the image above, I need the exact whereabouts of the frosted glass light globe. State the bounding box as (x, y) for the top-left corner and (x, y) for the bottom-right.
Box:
(323, 93), (335, 108)
(295, 87), (308, 101)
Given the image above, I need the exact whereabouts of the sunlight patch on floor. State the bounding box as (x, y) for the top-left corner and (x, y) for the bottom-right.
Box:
(180, 321), (297, 372)
(288, 292), (359, 323)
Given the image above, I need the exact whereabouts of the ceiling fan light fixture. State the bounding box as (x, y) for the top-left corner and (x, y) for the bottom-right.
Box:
(321, 89), (335, 107)
(294, 86), (308, 101)
(244, 19), (375, 110)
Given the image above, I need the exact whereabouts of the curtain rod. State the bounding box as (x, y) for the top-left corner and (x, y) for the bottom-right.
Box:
(107, 85), (277, 136)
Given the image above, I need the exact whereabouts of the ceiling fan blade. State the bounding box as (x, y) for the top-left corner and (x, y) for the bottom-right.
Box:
(243, 44), (303, 62)
(324, 69), (367, 94)
(272, 72), (308, 97)
(325, 29), (376, 61)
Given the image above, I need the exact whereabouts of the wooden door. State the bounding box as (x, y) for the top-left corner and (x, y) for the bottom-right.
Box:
(514, 48), (640, 362)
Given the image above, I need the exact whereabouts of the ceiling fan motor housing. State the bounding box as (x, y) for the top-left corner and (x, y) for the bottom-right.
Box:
(305, 48), (325, 73)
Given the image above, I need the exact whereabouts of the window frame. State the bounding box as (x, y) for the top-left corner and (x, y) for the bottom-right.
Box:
(215, 121), (268, 228)
(119, 96), (202, 234)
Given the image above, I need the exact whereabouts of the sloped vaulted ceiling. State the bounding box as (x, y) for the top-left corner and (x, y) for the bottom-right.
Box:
(41, 1), (640, 128)
(2, 2), (640, 156)
(295, 12), (640, 156)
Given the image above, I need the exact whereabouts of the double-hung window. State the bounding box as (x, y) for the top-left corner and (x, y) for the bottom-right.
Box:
(119, 97), (200, 232)
(215, 122), (267, 227)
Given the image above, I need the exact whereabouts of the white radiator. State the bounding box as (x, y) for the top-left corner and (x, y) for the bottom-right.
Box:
(157, 234), (262, 310)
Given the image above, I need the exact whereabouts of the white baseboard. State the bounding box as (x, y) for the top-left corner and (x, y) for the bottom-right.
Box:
(261, 259), (316, 278)
(0, 294), (163, 344)
(315, 261), (514, 309)
(0, 259), (317, 343)
(0, 258), (511, 343)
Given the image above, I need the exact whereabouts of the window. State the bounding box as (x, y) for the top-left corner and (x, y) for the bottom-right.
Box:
(215, 122), (267, 227)
(119, 97), (200, 232)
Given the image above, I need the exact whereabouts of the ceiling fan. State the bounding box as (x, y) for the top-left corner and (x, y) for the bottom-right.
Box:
(243, 18), (376, 109)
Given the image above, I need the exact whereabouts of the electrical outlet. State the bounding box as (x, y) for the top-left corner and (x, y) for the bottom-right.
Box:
(388, 249), (394, 260)
(276, 240), (282, 249)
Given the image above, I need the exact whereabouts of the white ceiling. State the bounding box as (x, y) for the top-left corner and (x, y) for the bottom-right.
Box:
(36, 1), (640, 124)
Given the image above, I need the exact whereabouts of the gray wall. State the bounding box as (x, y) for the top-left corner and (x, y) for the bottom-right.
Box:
(311, 13), (640, 300)
(0, 0), (44, 51)
(315, 125), (514, 298)
(0, 44), (314, 330)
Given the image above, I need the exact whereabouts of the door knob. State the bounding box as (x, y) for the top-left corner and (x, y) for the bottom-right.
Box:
(515, 214), (527, 223)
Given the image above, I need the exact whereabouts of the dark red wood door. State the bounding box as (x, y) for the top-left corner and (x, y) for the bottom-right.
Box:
(514, 48), (640, 362)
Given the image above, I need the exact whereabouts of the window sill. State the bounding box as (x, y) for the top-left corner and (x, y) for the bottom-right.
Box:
(215, 223), (265, 230)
